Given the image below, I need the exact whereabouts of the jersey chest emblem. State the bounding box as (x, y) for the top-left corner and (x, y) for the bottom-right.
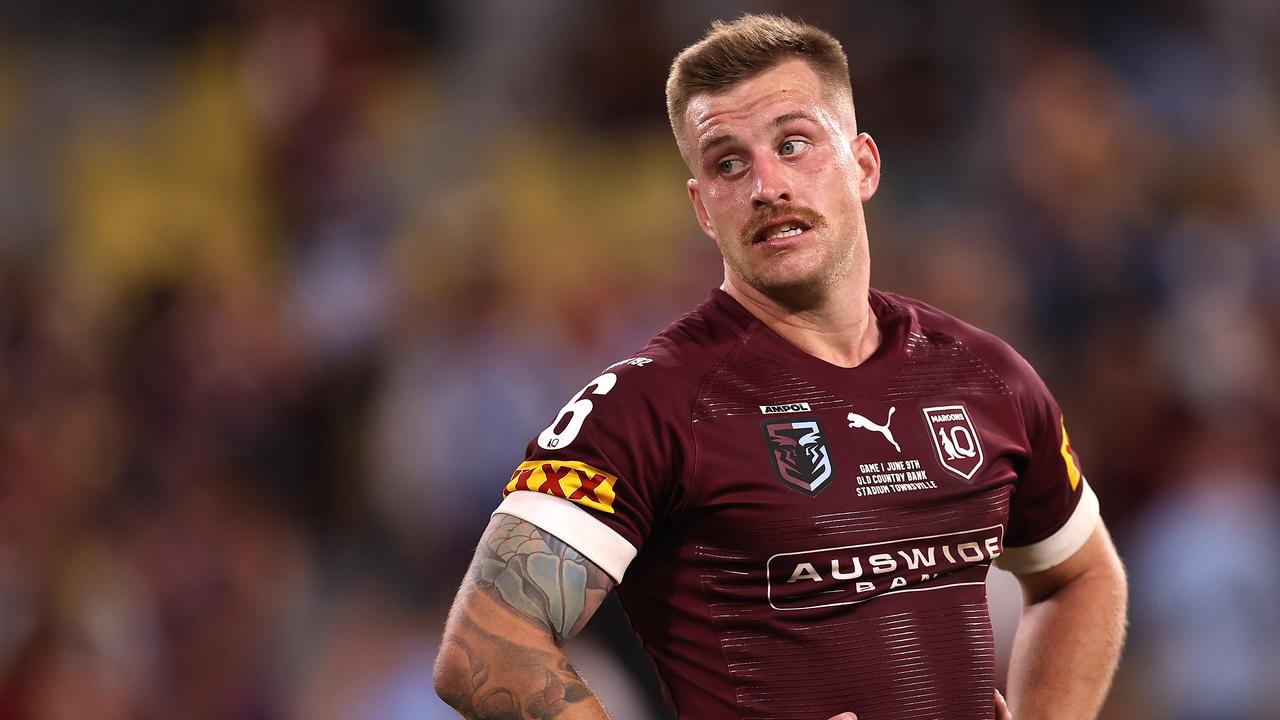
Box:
(922, 404), (985, 481)
(762, 418), (835, 496)
(846, 406), (900, 452)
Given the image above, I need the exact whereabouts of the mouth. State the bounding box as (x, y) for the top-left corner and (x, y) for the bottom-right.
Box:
(753, 217), (813, 245)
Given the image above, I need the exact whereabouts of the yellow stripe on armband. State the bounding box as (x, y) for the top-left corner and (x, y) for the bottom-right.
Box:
(504, 460), (618, 514)
(1059, 417), (1082, 491)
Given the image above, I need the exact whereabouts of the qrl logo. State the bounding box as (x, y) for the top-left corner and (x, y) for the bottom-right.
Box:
(922, 404), (984, 481)
(762, 419), (834, 496)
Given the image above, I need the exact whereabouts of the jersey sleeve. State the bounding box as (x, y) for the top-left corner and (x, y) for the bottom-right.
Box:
(492, 358), (694, 584)
(994, 362), (1100, 574)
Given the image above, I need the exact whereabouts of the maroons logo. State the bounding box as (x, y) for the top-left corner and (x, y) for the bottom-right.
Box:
(763, 419), (835, 496)
(923, 404), (984, 481)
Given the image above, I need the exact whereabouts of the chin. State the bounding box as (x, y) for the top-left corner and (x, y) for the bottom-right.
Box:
(753, 253), (827, 287)
(744, 269), (831, 307)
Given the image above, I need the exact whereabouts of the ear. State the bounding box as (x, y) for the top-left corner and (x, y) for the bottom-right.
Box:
(687, 178), (718, 240)
(852, 133), (881, 201)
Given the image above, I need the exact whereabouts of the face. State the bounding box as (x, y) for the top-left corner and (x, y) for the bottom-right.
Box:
(684, 59), (881, 303)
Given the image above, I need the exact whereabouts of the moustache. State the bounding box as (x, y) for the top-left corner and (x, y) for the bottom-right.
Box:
(740, 204), (827, 246)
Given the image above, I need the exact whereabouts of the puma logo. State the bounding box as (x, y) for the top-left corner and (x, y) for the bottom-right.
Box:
(847, 407), (900, 452)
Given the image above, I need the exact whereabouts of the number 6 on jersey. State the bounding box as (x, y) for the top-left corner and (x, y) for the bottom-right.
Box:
(537, 372), (618, 450)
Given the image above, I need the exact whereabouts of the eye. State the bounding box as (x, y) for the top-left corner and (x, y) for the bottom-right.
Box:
(717, 158), (745, 175)
(780, 138), (809, 156)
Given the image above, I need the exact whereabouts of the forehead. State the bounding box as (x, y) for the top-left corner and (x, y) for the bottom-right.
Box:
(685, 59), (836, 149)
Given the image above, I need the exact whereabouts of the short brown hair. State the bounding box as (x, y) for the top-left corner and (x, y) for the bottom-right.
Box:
(666, 13), (854, 164)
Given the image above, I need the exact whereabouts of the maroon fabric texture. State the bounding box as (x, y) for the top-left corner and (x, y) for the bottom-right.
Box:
(509, 289), (1084, 719)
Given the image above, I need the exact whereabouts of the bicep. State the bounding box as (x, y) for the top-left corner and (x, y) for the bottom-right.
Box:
(465, 512), (616, 643)
(1013, 521), (1124, 604)
(434, 514), (616, 716)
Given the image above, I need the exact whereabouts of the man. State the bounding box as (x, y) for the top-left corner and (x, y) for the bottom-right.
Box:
(435, 14), (1126, 720)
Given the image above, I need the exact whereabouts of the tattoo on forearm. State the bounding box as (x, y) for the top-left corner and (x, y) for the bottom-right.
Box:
(471, 514), (612, 642)
(442, 607), (593, 718)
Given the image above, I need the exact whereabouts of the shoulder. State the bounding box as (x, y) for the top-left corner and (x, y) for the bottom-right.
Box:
(876, 289), (1046, 398)
(602, 292), (755, 399)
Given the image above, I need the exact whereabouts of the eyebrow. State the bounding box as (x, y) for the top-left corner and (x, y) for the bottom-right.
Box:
(697, 111), (821, 159)
(698, 133), (735, 159)
(771, 111), (819, 128)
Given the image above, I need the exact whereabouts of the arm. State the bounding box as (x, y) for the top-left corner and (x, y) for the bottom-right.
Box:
(1007, 521), (1128, 719)
(434, 513), (617, 719)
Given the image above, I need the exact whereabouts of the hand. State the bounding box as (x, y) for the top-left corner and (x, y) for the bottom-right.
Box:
(995, 689), (1013, 719)
(826, 714), (857, 720)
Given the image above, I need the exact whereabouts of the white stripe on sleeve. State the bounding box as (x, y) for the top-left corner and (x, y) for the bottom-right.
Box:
(995, 479), (1100, 575)
(493, 492), (639, 584)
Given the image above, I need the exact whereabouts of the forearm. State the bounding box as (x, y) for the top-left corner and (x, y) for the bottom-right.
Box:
(1007, 564), (1127, 719)
(435, 587), (609, 719)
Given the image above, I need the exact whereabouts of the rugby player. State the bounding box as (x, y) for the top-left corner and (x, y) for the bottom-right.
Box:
(435, 13), (1127, 719)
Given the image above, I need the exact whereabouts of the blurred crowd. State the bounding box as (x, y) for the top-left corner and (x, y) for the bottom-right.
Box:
(0, 2), (1278, 718)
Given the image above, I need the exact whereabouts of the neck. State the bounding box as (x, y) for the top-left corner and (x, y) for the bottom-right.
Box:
(722, 269), (881, 369)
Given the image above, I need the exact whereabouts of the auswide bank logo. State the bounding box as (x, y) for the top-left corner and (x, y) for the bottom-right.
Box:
(922, 404), (984, 481)
(762, 418), (834, 496)
(766, 525), (1005, 610)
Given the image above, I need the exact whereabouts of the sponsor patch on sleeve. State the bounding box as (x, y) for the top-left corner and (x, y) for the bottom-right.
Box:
(1059, 417), (1082, 491)
(504, 460), (618, 514)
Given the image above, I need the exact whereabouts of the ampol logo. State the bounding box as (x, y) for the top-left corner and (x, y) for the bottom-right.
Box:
(922, 404), (984, 481)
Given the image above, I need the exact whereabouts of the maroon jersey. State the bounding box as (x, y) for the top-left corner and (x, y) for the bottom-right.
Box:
(496, 289), (1098, 720)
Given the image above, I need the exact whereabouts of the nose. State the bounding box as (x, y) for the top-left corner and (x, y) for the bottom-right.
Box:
(750, 155), (792, 209)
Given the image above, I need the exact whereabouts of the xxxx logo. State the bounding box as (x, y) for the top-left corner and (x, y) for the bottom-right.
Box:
(505, 460), (618, 513)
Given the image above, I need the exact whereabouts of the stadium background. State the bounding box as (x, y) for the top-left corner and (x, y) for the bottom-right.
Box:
(0, 1), (1278, 718)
